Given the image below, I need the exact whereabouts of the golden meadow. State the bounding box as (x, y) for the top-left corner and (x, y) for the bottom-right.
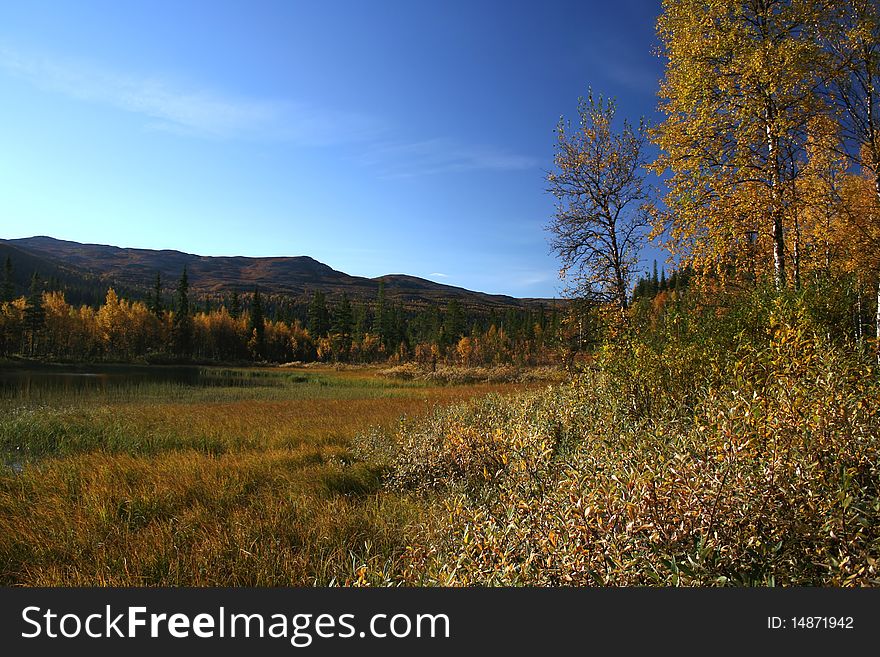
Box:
(0, 365), (537, 585)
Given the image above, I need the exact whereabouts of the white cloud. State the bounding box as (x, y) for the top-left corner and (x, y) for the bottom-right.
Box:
(0, 43), (539, 175)
(359, 137), (540, 178)
(430, 272), (449, 278)
(519, 272), (553, 286)
(0, 44), (381, 143)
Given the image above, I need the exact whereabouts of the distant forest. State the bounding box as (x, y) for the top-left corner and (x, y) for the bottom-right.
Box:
(0, 256), (582, 365)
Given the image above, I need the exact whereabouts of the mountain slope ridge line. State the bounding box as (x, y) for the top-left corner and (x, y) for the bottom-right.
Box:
(1, 236), (556, 309)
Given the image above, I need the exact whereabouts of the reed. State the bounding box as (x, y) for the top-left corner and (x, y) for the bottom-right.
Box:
(0, 365), (529, 585)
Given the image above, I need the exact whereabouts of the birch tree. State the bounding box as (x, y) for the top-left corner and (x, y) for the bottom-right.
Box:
(652, 0), (829, 290)
(547, 91), (650, 314)
(825, 0), (880, 352)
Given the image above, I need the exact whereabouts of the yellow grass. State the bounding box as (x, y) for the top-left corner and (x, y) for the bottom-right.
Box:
(0, 366), (529, 585)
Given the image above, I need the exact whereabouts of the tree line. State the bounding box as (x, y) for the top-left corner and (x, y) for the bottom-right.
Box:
(1, 259), (569, 366)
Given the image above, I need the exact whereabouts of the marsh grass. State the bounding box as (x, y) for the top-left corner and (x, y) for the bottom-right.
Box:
(0, 365), (527, 585)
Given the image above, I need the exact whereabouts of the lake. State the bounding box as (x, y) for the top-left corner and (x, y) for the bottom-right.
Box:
(0, 365), (294, 402)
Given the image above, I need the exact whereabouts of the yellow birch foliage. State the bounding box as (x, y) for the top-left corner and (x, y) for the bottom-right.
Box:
(652, 0), (831, 288)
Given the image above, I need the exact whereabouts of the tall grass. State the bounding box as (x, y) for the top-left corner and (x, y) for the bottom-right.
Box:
(0, 366), (529, 585)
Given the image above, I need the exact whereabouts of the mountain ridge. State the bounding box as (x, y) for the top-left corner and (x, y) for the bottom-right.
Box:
(1, 236), (556, 310)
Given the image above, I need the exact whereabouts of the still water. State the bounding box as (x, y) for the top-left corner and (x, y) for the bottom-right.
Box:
(0, 365), (288, 400)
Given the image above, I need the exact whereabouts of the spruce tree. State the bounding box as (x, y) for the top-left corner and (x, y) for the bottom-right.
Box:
(151, 272), (163, 317)
(373, 281), (387, 338)
(307, 290), (330, 337)
(2, 256), (14, 303)
(230, 291), (241, 319)
(393, 304), (407, 352)
(250, 286), (266, 358)
(443, 300), (465, 345)
(353, 301), (367, 342)
(332, 293), (353, 360)
(24, 272), (45, 355)
(172, 267), (193, 357)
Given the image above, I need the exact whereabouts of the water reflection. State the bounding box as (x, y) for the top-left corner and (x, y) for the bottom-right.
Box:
(0, 366), (288, 400)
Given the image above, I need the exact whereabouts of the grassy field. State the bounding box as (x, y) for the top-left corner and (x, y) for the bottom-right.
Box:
(8, 309), (872, 588)
(0, 366), (533, 585)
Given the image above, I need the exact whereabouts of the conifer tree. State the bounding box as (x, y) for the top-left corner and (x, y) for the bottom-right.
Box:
(172, 266), (193, 357)
(249, 286), (265, 358)
(151, 272), (163, 317)
(373, 281), (390, 345)
(353, 301), (368, 342)
(230, 291), (241, 319)
(443, 299), (465, 345)
(332, 293), (353, 360)
(24, 272), (45, 355)
(2, 256), (13, 303)
(307, 290), (330, 337)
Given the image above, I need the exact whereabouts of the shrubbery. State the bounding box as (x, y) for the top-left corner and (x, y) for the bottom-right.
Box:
(378, 363), (563, 385)
(353, 288), (880, 585)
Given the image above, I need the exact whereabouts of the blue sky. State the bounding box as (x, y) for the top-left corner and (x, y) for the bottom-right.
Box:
(0, 0), (664, 298)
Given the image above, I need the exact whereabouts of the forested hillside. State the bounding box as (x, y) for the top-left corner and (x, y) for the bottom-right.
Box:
(0, 234), (571, 365)
(0, 259), (569, 365)
(0, 236), (545, 308)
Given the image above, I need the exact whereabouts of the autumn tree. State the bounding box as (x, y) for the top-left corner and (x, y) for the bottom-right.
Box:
(42, 291), (75, 359)
(652, 0), (832, 291)
(0, 298), (25, 356)
(824, 0), (880, 350)
(96, 288), (159, 359)
(797, 115), (849, 278)
(547, 91), (650, 313)
(826, 0), (880, 200)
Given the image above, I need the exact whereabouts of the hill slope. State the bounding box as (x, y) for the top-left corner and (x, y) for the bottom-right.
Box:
(1, 236), (552, 309)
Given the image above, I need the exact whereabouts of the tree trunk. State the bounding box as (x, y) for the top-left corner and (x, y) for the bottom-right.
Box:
(792, 209), (801, 290)
(766, 108), (785, 291)
(856, 284), (863, 344)
(609, 227), (629, 315)
(876, 277), (880, 365)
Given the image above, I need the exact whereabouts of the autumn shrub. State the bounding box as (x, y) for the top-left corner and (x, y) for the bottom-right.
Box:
(354, 292), (880, 586)
(379, 363), (563, 385)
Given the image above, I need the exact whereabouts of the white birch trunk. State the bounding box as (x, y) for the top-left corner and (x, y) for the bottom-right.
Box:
(876, 277), (880, 364)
